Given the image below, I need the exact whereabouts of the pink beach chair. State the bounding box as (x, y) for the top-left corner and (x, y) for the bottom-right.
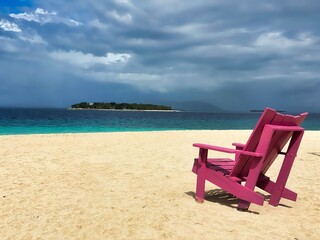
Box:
(192, 107), (308, 210)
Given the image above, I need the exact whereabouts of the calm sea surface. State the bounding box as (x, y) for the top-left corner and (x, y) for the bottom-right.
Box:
(0, 108), (319, 135)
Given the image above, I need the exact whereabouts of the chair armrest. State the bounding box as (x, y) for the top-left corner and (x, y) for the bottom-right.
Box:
(232, 142), (245, 149)
(193, 143), (263, 157)
(265, 124), (304, 132)
(193, 143), (236, 153)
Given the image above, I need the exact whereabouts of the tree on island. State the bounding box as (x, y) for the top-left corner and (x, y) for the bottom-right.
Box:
(71, 102), (172, 111)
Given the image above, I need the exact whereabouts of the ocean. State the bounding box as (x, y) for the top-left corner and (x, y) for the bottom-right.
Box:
(0, 108), (319, 135)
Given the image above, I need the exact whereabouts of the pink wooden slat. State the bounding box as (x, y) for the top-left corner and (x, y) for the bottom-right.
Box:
(238, 110), (286, 177)
(244, 108), (277, 152)
(257, 175), (297, 201)
(193, 143), (236, 154)
(207, 159), (235, 165)
(232, 142), (245, 150)
(262, 115), (305, 174)
(205, 169), (265, 206)
(194, 148), (208, 202)
(241, 112), (304, 177)
(259, 113), (289, 174)
(231, 108), (278, 177)
(193, 143), (263, 157)
(268, 130), (304, 206)
(239, 124), (275, 202)
(208, 166), (230, 175)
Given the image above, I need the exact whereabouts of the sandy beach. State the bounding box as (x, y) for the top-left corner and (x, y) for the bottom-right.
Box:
(1, 130), (319, 239)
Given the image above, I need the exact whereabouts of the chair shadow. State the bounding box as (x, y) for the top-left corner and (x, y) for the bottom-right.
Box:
(258, 194), (293, 209)
(308, 152), (320, 157)
(185, 190), (260, 214)
(186, 190), (293, 212)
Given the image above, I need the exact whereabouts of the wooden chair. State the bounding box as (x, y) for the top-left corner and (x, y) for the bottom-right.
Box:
(192, 108), (308, 210)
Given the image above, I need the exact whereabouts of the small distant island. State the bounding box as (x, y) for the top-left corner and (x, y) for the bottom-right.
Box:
(70, 102), (173, 111)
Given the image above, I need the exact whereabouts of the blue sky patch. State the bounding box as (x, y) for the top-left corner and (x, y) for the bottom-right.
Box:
(0, 0), (34, 13)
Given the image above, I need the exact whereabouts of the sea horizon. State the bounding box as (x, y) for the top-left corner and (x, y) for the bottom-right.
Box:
(1, 107), (319, 135)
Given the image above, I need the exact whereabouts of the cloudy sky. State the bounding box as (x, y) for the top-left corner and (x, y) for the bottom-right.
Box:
(0, 0), (319, 112)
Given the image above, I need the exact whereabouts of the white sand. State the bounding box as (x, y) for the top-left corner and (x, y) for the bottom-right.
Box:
(1, 130), (319, 239)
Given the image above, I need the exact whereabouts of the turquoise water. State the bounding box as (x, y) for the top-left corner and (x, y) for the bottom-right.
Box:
(0, 108), (319, 135)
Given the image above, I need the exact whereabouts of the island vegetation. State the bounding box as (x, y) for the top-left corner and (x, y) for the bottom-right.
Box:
(71, 102), (172, 111)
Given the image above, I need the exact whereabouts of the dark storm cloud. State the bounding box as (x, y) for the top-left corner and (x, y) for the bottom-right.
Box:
(0, 0), (320, 111)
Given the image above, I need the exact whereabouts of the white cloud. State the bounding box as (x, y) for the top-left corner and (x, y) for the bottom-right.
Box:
(89, 19), (108, 29)
(106, 53), (131, 63)
(114, 0), (135, 9)
(255, 32), (314, 48)
(253, 74), (291, 80)
(108, 10), (132, 24)
(69, 19), (82, 26)
(115, 0), (131, 5)
(9, 8), (56, 24)
(9, 8), (81, 27)
(18, 33), (47, 45)
(49, 50), (131, 68)
(0, 19), (21, 32)
(35, 8), (57, 16)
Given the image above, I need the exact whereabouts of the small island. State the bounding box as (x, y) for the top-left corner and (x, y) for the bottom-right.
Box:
(70, 102), (173, 111)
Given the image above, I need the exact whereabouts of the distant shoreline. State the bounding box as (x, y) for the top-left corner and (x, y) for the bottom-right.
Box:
(70, 102), (174, 111)
(68, 108), (181, 112)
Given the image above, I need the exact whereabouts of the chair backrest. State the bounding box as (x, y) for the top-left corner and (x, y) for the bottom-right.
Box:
(231, 108), (308, 178)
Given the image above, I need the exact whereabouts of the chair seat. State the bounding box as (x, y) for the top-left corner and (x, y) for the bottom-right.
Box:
(193, 158), (243, 182)
(207, 159), (244, 182)
(207, 158), (234, 174)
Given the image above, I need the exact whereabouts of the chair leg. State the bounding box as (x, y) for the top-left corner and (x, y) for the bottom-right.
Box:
(237, 200), (251, 211)
(195, 170), (206, 203)
(269, 131), (303, 206)
(195, 148), (208, 203)
(269, 165), (293, 207)
(237, 152), (266, 210)
(257, 176), (297, 202)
